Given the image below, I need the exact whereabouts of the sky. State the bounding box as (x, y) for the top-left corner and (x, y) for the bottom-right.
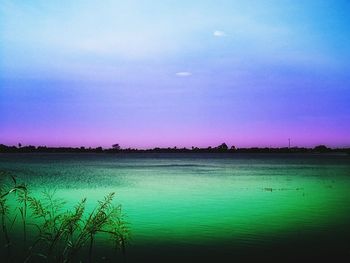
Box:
(1, 0), (350, 148)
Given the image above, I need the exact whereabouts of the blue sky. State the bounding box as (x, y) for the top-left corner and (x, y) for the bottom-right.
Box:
(1, 0), (350, 148)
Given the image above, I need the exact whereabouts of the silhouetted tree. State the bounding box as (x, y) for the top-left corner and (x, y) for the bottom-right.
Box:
(314, 145), (330, 152)
(112, 144), (121, 150)
(95, 147), (103, 152)
(217, 143), (228, 151)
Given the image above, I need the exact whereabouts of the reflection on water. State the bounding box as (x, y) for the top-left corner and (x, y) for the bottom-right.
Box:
(1, 153), (350, 260)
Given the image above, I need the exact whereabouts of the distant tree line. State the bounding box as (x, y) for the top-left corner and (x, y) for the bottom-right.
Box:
(0, 143), (349, 154)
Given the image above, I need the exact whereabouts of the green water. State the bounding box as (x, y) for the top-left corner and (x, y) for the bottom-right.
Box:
(1, 153), (350, 260)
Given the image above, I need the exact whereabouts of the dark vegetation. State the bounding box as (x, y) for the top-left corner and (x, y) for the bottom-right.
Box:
(0, 171), (129, 262)
(0, 143), (348, 154)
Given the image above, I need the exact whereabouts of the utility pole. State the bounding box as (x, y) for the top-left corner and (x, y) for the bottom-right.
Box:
(288, 138), (291, 149)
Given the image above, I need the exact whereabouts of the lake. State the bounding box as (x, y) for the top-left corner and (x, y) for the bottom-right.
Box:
(1, 153), (350, 262)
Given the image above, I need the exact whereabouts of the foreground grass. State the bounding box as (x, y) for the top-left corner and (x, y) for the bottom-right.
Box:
(0, 170), (129, 262)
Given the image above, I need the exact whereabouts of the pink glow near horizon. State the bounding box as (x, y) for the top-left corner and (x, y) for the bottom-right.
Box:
(2, 121), (349, 149)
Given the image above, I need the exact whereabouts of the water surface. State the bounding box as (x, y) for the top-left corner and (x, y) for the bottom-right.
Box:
(1, 153), (349, 261)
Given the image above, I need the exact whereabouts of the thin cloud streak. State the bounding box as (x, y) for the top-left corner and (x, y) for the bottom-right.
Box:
(176, 72), (192, 77)
(213, 30), (226, 37)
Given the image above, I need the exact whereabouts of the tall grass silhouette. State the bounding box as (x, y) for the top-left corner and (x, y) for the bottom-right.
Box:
(0, 170), (129, 262)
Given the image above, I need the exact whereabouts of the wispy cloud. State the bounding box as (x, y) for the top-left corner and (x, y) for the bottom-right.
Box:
(176, 72), (192, 77)
(213, 30), (226, 37)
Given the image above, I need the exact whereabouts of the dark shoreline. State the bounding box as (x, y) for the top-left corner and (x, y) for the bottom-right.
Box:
(1, 144), (349, 155)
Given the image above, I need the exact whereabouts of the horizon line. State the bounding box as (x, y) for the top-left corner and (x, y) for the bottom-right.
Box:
(1, 143), (349, 150)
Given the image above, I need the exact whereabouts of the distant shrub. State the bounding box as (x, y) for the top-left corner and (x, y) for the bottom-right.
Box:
(313, 145), (331, 152)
